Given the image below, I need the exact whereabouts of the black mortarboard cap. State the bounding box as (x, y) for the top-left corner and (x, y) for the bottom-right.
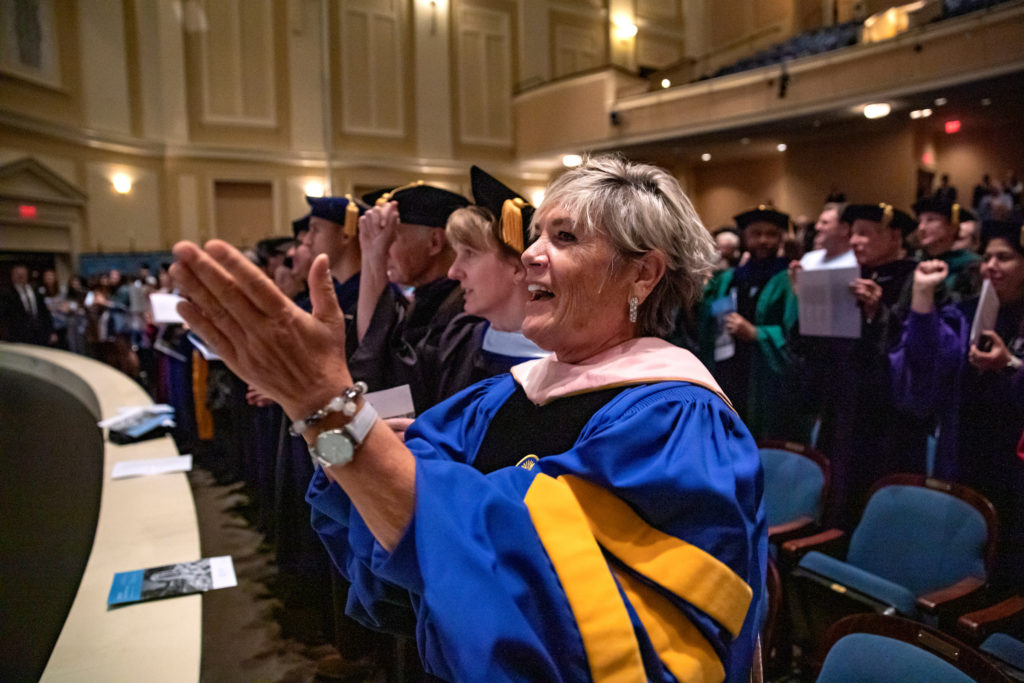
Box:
(361, 188), (392, 207)
(306, 195), (364, 237)
(980, 219), (1024, 255)
(842, 203), (916, 236)
(733, 205), (790, 232)
(470, 166), (535, 253)
(292, 214), (310, 238)
(256, 237), (294, 265)
(378, 182), (470, 228)
(912, 197), (975, 225)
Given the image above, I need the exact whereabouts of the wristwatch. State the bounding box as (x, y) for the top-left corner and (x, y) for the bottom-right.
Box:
(308, 400), (378, 468)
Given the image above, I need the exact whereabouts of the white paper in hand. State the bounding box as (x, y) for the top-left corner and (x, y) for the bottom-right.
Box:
(365, 385), (416, 419)
(969, 279), (1000, 347)
(150, 292), (186, 323)
(797, 265), (861, 339)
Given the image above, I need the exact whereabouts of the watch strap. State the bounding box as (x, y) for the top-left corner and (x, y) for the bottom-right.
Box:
(309, 399), (379, 468)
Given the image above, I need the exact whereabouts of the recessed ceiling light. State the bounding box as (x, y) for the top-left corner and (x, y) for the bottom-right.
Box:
(935, 97), (947, 106)
(701, 153), (711, 162)
(910, 110), (922, 119)
(562, 154), (583, 168)
(863, 103), (891, 119)
(921, 108), (932, 117)
(740, 137), (751, 145)
(777, 143), (787, 152)
(661, 78), (671, 89)
(981, 97), (991, 106)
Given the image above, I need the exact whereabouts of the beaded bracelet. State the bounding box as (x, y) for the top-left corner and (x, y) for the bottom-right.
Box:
(289, 381), (368, 436)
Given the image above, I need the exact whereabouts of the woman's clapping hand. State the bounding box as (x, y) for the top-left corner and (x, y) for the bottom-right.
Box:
(170, 239), (352, 420)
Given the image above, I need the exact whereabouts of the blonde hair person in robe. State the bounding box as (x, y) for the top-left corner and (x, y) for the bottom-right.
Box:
(169, 154), (766, 682)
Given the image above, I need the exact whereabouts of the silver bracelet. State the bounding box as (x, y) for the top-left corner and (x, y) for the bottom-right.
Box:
(289, 381), (368, 436)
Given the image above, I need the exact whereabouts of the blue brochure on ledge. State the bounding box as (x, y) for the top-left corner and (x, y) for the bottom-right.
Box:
(108, 556), (237, 606)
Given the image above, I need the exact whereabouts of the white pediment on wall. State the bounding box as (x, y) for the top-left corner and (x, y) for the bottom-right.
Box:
(0, 157), (87, 206)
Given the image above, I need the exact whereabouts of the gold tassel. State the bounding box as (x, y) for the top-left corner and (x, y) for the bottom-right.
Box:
(880, 203), (893, 231)
(344, 194), (358, 237)
(192, 350), (213, 441)
(952, 203), (961, 228)
(377, 179), (426, 206)
(501, 198), (526, 252)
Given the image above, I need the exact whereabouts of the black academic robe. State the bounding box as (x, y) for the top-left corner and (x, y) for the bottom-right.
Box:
(954, 297), (1024, 591)
(800, 258), (929, 528)
(294, 272), (362, 357)
(411, 315), (545, 414)
(348, 277), (464, 393)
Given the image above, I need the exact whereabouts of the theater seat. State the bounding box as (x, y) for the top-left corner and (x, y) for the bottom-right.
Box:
(815, 614), (1010, 682)
(782, 474), (998, 654)
(757, 439), (830, 548)
(959, 595), (1024, 680)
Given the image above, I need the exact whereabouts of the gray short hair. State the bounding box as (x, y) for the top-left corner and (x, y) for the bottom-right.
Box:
(534, 154), (717, 336)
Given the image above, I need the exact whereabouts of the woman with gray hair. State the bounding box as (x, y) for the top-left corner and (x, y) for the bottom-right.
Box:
(170, 155), (766, 682)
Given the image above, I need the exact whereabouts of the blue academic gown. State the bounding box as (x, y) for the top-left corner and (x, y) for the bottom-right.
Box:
(307, 374), (766, 682)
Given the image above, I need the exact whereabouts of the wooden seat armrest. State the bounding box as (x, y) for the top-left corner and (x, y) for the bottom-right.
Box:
(917, 576), (987, 614)
(780, 528), (846, 563)
(768, 516), (815, 539)
(958, 595), (1024, 640)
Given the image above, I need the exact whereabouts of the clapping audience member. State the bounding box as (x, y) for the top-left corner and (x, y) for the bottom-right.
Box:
(170, 155), (766, 681)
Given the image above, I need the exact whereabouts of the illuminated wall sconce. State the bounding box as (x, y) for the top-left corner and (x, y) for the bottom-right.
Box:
(112, 173), (133, 194)
(612, 18), (638, 41)
(562, 154), (583, 168)
(863, 102), (891, 119)
(304, 180), (325, 197)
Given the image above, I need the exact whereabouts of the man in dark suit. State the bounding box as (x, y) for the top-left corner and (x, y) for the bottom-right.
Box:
(1, 263), (56, 345)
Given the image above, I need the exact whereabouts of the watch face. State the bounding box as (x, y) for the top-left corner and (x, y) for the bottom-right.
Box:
(316, 429), (355, 467)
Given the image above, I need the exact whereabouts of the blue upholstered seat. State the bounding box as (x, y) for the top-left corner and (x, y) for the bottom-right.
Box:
(816, 632), (977, 683)
(981, 632), (1024, 674)
(795, 483), (989, 617)
(759, 447), (826, 529)
(798, 551), (919, 616)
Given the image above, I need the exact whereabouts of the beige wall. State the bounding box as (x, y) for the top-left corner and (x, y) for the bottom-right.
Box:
(694, 156), (788, 230)
(931, 121), (1024, 202)
(1, 0), (1022, 261)
(689, 116), (1024, 231)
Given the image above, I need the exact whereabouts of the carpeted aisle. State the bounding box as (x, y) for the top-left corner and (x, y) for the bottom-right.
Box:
(189, 467), (342, 682)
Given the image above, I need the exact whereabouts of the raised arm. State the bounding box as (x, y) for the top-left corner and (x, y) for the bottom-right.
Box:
(170, 239), (414, 550)
(355, 201), (399, 342)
